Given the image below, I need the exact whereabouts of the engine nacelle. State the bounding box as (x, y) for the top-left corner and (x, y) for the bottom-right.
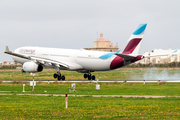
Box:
(22, 62), (43, 73)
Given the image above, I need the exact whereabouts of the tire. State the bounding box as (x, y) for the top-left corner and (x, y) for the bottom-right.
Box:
(61, 75), (65, 80)
(57, 76), (61, 81)
(88, 76), (91, 80)
(22, 69), (25, 73)
(84, 74), (88, 79)
(53, 73), (58, 78)
(92, 75), (95, 80)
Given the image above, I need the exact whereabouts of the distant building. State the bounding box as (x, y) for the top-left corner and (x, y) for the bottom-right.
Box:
(3, 61), (21, 65)
(3, 61), (15, 65)
(84, 33), (119, 52)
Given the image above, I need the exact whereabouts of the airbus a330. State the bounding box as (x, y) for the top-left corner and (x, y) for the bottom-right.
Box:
(5, 23), (171, 80)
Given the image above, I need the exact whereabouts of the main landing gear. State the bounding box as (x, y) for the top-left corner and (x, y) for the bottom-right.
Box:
(84, 72), (95, 80)
(53, 72), (65, 81)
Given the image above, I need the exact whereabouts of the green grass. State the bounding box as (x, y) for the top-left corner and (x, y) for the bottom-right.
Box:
(0, 82), (180, 119)
(1, 68), (180, 119)
(0, 68), (180, 80)
(1, 82), (180, 96)
(0, 95), (180, 119)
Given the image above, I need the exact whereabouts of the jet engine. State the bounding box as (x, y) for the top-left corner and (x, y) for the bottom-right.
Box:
(22, 62), (43, 73)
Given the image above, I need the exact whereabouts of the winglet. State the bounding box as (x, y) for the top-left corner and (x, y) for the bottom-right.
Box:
(172, 49), (178, 53)
(5, 46), (10, 52)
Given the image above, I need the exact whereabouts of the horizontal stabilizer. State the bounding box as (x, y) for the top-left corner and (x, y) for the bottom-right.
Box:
(115, 53), (137, 61)
(144, 53), (177, 58)
(143, 50), (179, 58)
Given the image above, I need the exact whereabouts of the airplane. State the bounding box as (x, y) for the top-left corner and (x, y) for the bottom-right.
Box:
(4, 23), (164, 81)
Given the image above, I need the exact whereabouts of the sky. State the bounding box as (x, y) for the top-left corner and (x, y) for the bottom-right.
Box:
(0, 0), (180, 62)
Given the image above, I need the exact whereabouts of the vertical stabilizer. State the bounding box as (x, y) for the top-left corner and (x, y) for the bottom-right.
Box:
(120, 23), (147, 55)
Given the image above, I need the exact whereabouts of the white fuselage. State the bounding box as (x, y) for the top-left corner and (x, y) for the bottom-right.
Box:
(12, 46), (116, 71)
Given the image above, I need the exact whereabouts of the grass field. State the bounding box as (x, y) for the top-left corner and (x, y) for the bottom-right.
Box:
(1, 82), (180, 96)
(1, 68), (180, 119)
(0, 67), (180, 80)
(1, 82), (180, 119)
(1, 95), (180, 119)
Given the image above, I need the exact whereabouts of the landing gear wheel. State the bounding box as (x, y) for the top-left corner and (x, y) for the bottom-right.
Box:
(92, 75), (95, 80)
(61, 75), (65, 81)
(83, 71), (96, 80)
(22, 69), (25, 73)
(57, 76), (61, 81)
(84, 74), (88, 79)
(88, 75), (91, 80)
(53, 73), (58, 78)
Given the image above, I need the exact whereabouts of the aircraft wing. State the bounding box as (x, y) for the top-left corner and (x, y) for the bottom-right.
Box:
(30, 56), (69, 68)
(5, 46), (31, 60)
(4, 46), (69, 69)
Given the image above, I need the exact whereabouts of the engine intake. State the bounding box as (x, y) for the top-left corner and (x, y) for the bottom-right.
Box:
(22, 62), (43, 73)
